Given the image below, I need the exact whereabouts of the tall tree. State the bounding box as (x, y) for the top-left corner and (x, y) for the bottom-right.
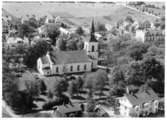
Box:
(76, 26), (84, 36)
(68, 80), (79, 97)
(96, 22), (106, 32)
(18, 22), (36, 46)
(125, 61), (144, 85)
(128, 41), (149, 61)
(45, 24), (60, 46)
(53, 77), (68, 97)
(94, 69), (108, 97)
(24, 40), (50, 69)
(142, 57), (164, 82)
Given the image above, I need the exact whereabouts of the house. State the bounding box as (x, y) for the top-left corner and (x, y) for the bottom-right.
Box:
(144, 29), (165, 43)
(119, 87), (159, 117)
(135, 29), (165, 43)
(135, 30), (145, 42)
(5, 37), (29, 48)
(53, 104), (83, 117)
(138, 21), (151, 30)
(37, 20), (99, 76)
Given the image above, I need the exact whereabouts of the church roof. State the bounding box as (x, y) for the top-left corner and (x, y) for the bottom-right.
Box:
(50, 50), (91, 64)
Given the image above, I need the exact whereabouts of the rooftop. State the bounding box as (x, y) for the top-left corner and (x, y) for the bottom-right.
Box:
(125, 88), (159, 106)
(49, 50), (91, 64)
(55, 103), (82, 114)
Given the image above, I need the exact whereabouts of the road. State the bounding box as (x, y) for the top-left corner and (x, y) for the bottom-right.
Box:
(116, 3), (160, 19)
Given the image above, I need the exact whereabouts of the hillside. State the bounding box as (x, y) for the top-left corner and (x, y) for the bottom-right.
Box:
(3, 2), (160, 27)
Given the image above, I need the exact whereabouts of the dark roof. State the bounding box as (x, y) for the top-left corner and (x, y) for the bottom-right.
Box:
(56, 104), (81, 114)
(50, 50), (91, 64)
(125, 88), (159, 106)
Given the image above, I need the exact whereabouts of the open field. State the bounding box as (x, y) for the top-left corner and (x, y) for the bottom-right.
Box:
(3, 2), (158, 27)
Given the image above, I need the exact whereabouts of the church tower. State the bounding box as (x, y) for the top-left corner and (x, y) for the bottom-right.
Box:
(84, 19), (98, 69)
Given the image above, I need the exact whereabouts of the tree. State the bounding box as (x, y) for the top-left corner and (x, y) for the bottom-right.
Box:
(86, 98), (96, 112)
(76, 76), (84, 92)
(28, 15), (39, 28)
(3, 70), (20, 107)
(116, 19), (124, 28)
(22, 79), (41, 110)
(24, 40), (50, 68)
(58, 38), (67, 51)
(66, 40), (77, 50)
(125, 61), (144, 85)
(125, 16), (134, 23)
(76, 26), (84, 36)
(160, 16), (165, 30)
(68, 80), (79, 97)
(45, 24), (60, 46)
(76, 40), (84, 50)
(143, 45), (164, 63)
(14, 44), (29, 55)
(109, 66), (125, 85)
(96, 22), (106, 32)
(142, 57), (164, 83)
(109, 84), (125, 97)
(94, 70), (108, 97)
(53, 77), (68, 97)
(128, 41), (149, 61)
(84, 73), (95, 98)
(18, 22), (36, 46)
(38, 16), (47, 26)
(111, 27), (118, 36)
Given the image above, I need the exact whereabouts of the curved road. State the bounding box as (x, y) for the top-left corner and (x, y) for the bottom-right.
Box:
(116, 3), (160, 19)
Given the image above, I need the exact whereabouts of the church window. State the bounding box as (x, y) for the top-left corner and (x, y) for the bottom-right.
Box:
(56, 67), (59, 73)
(92, 45), (95, 52)
(70, 66), (73, 71)
(77, 65), (80, 71)
(84, 64), (87, 70)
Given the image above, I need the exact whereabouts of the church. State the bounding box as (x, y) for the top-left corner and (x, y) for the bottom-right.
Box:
(37, 20), (99, 76)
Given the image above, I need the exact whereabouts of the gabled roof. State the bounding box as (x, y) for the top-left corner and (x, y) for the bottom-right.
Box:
(50, 50), (91, 64)
(56, 104), (81, 114)
(125, 88), (159, 106)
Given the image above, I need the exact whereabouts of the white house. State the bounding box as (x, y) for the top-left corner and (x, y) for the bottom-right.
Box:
(119, 88), (159, 117)
(135, 30), (145, 42)
(59, 27), (70, 35)
(135, 29), (165, 43)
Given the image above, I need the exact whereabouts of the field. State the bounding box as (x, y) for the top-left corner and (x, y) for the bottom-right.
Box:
(3, 2), (158, 27)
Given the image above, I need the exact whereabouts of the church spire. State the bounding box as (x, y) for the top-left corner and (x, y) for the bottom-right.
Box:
(90, 19), (97, 42)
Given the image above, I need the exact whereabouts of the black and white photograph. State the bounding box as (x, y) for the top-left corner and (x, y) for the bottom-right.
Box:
(2, 0), (165, 118)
